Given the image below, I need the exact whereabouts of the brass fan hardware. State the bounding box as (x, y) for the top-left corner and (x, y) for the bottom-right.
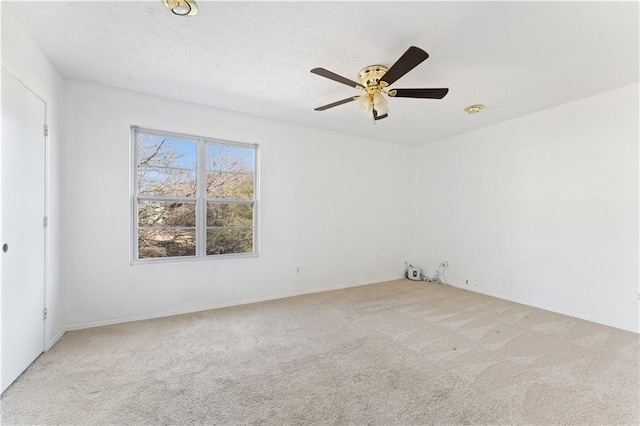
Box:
(358, 65), (389, 87)
(311, 46), (449, 123)
(357, 66), (395, 95)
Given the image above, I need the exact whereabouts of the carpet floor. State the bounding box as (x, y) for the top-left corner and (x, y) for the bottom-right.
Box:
(1, 279), (638, 425)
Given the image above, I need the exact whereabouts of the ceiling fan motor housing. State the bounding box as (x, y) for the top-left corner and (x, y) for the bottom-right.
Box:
(358, 65), (389, 88)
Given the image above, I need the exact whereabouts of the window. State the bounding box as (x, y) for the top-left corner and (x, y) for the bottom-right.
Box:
(132, 127), (257, 262)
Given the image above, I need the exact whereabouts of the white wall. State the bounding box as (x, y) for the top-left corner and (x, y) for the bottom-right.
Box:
(62, 80), (413, 328)
(62, 80), (640, 333)
(412, 83), (639, 332)
(1, 8), (66, 349)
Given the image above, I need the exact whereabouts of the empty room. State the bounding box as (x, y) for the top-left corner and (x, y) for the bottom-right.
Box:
(1, 1), (638, 424)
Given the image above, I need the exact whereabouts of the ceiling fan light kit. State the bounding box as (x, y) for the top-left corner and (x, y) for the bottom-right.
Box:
(311, 46), (449, 124)
(162, 0), (198, 16)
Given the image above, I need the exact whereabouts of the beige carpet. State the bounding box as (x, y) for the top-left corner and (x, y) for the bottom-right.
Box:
(1, 279), (638, 425)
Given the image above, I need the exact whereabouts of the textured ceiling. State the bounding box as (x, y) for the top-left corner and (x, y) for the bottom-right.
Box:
(4, 1), (639, 146)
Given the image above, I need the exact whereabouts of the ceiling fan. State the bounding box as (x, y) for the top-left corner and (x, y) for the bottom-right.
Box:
(311, 46), (448, 122)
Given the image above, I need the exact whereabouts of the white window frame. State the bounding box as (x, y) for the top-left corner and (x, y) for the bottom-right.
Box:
(130, 126), (259, 264)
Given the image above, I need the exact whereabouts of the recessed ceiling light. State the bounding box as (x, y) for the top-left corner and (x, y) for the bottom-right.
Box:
(162, 0), (198, 16)
(464, 104), (484, 114)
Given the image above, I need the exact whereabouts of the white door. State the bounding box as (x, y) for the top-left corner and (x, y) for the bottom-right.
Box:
(1, 68), (46, 393)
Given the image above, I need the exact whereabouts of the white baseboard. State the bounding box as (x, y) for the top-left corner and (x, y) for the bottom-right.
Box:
(66, 276), (402, 332)
(45, 328), (67, 351)
(445, 281), (639, 334)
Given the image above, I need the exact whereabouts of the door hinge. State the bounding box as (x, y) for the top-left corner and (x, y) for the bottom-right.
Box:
(43, 216), (48, 228)
(43, 307), (48, 321)
(43, 124), (48, 137)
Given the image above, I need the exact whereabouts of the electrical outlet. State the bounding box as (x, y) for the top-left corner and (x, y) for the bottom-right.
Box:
(296, 266), (301, 276)
(466, 280), (469, 285)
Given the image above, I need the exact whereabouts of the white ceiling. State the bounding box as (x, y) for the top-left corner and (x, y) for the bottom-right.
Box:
(5, 1), (639, 146)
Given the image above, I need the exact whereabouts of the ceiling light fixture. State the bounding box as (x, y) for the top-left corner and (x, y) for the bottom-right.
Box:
(357, 92), (389, 122)
(354, 65), (390, 125)
(464, 104), (484, 114)
(162, 0), (198, 16)
(311, 47), (449, 124)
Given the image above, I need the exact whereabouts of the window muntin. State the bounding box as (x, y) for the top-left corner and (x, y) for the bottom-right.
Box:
(133, 127), (257, 262)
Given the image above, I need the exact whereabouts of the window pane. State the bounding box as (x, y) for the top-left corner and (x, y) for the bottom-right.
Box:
(138, 201), (196, 227)
(138, 166), (197, 197)
(138, 228), (196, 259)
(206, 203), (253, 227)
(207, 228), (253, 255)
(138, 134), (197, 169)
(138, 134), (197, 197)
(206, 144), (254, 200)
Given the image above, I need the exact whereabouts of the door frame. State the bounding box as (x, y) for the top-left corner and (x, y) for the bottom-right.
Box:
(1, 63), (49, 356)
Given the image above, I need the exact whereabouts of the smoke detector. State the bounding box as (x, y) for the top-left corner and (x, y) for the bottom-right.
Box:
(162, 0), (198, 16)
(464, 104), (484, 114)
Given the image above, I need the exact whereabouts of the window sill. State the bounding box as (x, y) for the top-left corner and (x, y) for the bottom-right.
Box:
(130, 252), (259, 266)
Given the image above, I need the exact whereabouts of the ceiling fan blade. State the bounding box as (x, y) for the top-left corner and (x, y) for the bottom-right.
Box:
(311, 68), (364, 89)
(373, 109), (388, 120)
(380, 46), (429, 86)
(391, 88), (449, 99)
(314, 96), (359, 111)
